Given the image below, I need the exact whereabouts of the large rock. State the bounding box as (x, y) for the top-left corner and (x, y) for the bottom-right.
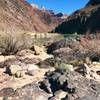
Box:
(11, 83), (52, 100)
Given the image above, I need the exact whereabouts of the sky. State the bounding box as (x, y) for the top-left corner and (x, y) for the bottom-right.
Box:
(27, 0), (89, 14)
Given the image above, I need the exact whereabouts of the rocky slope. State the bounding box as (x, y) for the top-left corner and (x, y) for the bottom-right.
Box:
(54, 0), (100, 34)
(86, 0), (100, 6)
(0, 0), (63, 33)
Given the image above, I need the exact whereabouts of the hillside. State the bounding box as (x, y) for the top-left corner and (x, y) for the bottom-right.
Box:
(0, 0), (63, 33)
(54, 0), (100, 34)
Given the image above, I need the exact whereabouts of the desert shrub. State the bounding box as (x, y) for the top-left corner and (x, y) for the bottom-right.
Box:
(0, 33), (33, 55)
(54, 63), (74, 73)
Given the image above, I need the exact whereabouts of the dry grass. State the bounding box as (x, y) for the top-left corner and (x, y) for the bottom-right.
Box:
(0, 33), (33, 55)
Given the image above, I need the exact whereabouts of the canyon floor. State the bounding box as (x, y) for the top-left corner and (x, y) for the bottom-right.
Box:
(0, 33), (100, 100)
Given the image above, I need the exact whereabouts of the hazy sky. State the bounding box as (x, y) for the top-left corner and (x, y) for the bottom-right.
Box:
(27, 0), (89, 14)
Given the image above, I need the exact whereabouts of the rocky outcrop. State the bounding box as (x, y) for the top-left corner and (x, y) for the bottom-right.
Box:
(86, 0), (100, 6)
(54, 0), (100, 34)
(47, 36), (100, 64)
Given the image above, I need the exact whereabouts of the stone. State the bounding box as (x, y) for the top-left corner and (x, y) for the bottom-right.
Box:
(85, 57), (91, 65)
(54, 90), (68, 100)
(32, 45), (44, 55)
(39, 79), (52, 94)
(26, 70), (39, 76)
(80, 63), (100, 80)
(5, 64), (22, 76)
(16, 49), (34, 56)
(13, 83), (51, 100)
(49, 97), (57, 100)
(0, 56), (5, 63)
(27, 64), (39, 71)
(17, 48), (53, 61)
(58, 75), (67, 86)
(26, 70), (35, 76)
(0, 88), (15, 97)
(4, 55), (16, 61)
(15, 70), (23, 78)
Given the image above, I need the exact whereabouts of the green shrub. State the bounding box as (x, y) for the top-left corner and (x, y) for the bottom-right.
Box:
(0, 33), (33, 55)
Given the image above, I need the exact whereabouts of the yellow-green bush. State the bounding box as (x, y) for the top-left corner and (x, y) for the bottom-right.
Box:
(54, 63), (74, 72)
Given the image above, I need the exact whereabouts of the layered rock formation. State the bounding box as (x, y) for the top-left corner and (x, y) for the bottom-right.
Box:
(54, 0), (100, 34)
(0, 0), (62, 33)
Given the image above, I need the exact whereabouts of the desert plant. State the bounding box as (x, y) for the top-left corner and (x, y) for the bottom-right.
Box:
(0, 33), (33, 55)
(54, 63), (74, 73)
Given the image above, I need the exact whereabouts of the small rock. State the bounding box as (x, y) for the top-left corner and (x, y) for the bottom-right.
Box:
(26, 70), (38, 76)
(5, 64), (22, 76)
(4, 55), (16, 61)
(58, 75), (67, 86)
(85, 57), (91, 65)
(49, 97), (57, 100)
(54, 90), (68, 100)
(0, 56), (5, 63)
(15, 70), (23, 78)
(32, 45), (44, 55)
(16, 49), (34, 56)
(27, 64), (39, 71)
(39, 79), (52, 94)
